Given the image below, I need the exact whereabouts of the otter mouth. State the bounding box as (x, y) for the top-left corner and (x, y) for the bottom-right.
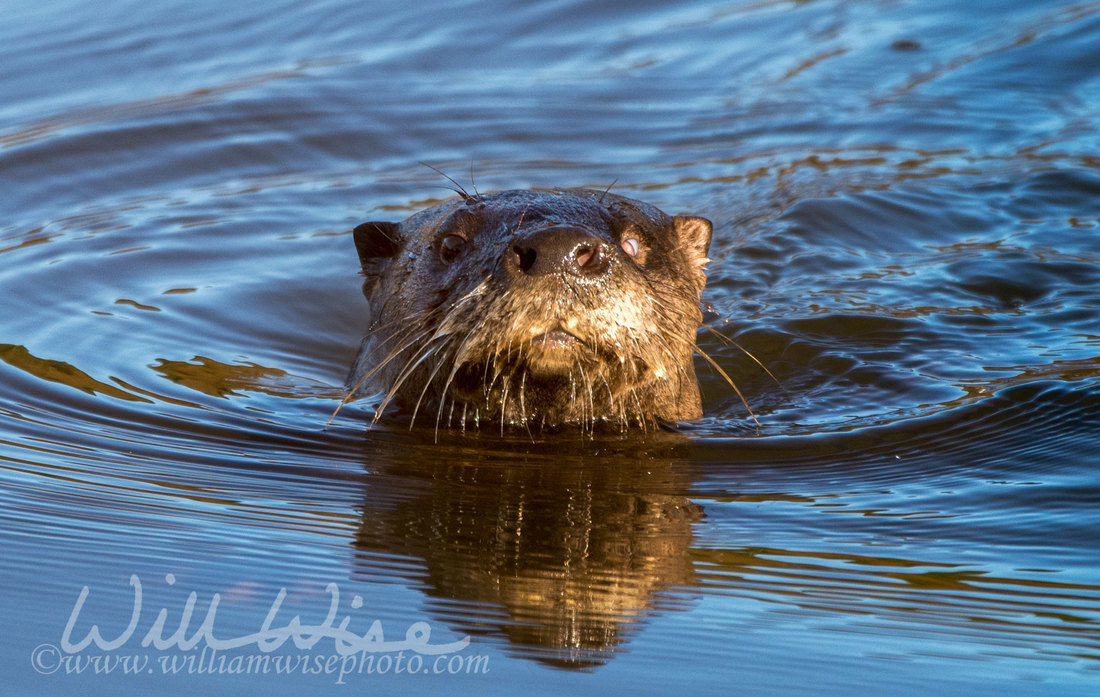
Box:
(530, 329), (580, 349)
(523, 328), (585, 374)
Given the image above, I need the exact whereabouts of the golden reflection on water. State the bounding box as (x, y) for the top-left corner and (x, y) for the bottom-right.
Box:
(350, 442), (700, 667)
(153, 356), (338, 400)
(0, 344), (151, 403)
(0, 345), (346, 414)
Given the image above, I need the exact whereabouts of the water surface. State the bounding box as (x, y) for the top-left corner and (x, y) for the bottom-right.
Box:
(2, 0), (1099, 694)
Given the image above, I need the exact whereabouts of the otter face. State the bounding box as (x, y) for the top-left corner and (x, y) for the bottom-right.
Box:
(346, 189), (711, 430)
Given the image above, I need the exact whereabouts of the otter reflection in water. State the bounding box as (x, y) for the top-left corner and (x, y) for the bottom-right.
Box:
(351, 438), (700, 667)
(343, 188), (713, 429)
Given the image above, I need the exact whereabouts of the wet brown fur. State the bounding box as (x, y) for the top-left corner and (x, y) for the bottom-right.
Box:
(344, 188), (712, 431)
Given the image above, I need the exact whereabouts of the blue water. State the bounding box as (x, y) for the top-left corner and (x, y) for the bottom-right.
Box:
(2, 0), (1099, 694)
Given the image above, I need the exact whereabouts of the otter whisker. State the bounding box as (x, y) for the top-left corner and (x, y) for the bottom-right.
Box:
(420, 162), (474, 203)
(647, 326), (697, 390)
(694, 344), (760, 432)
(383, 279), (493, 424)
(468, 162), (482, 202)
(435, 365), (464, 438)
(574, 362), (598, 430)
(434, 396), (453, 436)
(510, 203), (533, 237)
(498, 374), (511, 436)
(640, 283), (769, 430)
(619, 384), (640, 431)
(374, 333), (458, 425)
(476, 349), (506, 401)
(643, 284), (703, 334)
(518, 369), (535, 439)
(409, 339), (457, 430)
(596, 178), (618, 205)
(597, 371), (617, 427)
(701, 323), (781, 386)
(330, 321), (440, 423)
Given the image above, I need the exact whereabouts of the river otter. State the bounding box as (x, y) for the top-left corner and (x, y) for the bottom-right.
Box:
(345, 188), (712, 429)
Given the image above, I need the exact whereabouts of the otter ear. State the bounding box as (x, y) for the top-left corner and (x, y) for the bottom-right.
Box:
(353, 221), (401, 269)
(673, 216), (712, 284)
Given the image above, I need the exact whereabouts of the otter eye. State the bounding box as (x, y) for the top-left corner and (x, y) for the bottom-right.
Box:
(621, 235), (641, 258)
(439, 234), (468, 264)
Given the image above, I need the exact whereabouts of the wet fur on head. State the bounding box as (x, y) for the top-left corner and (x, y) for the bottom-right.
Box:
(343, 188), (713, 432)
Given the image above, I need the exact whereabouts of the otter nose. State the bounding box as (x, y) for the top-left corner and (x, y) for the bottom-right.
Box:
(509, 226), (610, 277)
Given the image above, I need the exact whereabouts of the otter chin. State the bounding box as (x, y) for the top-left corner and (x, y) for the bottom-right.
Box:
(345, 187), (712, 430)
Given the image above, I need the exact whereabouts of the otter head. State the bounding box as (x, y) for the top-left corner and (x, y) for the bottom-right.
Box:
(346, 189), (712, 430)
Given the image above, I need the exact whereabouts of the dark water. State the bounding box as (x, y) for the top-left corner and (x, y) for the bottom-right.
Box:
(3, 0), (1099, 694)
